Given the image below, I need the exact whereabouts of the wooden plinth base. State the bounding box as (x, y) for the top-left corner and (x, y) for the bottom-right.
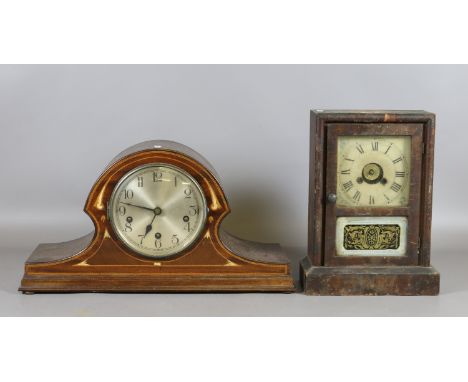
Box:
(19, 274), (295, 293)
(300, 257), (440, 296)
(19, 232), (295, 294)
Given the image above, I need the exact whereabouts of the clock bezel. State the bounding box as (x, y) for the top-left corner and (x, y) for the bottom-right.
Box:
(108, 162), (208, 259)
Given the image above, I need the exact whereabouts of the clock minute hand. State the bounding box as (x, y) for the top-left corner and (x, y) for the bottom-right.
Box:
(120, 202), (155, 213)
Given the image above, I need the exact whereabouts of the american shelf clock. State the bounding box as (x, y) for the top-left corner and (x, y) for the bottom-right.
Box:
(19, 140), (295, 293)
(300, 110), (439, 295)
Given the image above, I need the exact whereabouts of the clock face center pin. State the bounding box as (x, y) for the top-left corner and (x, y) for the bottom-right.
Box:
(361, 162), (384, 185)
(154, 207), (162, 215)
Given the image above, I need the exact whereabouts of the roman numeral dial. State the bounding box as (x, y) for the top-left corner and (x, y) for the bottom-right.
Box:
(336, 135), (411, 207)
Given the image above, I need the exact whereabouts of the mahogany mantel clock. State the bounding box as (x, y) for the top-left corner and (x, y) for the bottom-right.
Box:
(300, 110), (439, 295)
(20, 141), (294, 293)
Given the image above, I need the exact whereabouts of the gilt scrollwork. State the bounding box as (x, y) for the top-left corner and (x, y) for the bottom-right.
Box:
(343, 224), (400, 250)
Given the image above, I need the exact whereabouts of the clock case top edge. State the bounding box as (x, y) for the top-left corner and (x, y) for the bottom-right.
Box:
(104, 140), (223, 184)
(312, 110), (435, 118)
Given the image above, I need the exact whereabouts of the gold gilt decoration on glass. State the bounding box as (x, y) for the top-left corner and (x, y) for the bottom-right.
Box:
(343, 224), (400, 250)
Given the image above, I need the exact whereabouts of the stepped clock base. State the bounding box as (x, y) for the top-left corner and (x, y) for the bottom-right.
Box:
(19, 233), (295, 294)
(300, 257), (439, 296)
(19, 274), (295, 293)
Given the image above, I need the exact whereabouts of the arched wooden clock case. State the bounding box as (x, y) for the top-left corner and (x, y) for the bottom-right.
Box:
(19, 141), (295, 293)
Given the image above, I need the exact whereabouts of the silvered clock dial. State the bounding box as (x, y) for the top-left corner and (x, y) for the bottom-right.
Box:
(108, 164), (207, 258)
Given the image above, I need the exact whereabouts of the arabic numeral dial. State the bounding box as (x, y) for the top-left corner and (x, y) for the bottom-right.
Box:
(109, 164), (208, 258)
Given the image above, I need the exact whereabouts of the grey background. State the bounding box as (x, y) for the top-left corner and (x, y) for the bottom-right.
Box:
(0, 65), (467, 316)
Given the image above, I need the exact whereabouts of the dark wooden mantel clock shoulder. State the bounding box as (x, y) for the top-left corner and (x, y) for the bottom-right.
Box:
(20, 141), (295, 293)
(300, 110), (439, 296)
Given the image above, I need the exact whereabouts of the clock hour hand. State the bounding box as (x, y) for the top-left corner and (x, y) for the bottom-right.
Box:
(139, 211), (156, 243)
(145, 207), (162, 237)
(142, 212), (157, 239)
(120, 202), (155, 213)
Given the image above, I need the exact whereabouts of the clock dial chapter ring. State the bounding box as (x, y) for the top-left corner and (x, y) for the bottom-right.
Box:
(337, 136), (411, 207)
(108, 163), (208, 259)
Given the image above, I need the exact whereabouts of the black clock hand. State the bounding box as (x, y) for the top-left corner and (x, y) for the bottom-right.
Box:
(143, 213), (157, 238)
(120, 202), (155, 213)
(142, 205), (164, 239)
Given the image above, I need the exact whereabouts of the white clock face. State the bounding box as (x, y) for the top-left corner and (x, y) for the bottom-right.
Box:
(336, 136), (411, 207)
(108, 164), (207, 258)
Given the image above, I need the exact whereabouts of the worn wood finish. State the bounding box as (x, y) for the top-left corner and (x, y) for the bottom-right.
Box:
(20, 140), (295, 293)
(324, 123), (423, 266)
(301, 110), (439, 295)
(301, 257), (439, 296)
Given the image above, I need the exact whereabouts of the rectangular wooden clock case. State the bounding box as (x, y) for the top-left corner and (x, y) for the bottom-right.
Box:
(300, 110), (440, 295)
